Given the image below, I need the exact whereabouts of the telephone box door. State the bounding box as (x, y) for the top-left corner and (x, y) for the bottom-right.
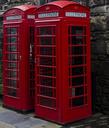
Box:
(35, 21), (61, 121)
(3, 23), (23, 108)
(61, 20), (91, 122)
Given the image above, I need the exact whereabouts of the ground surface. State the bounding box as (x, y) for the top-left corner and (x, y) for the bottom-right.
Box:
(0, 107), (109, 128)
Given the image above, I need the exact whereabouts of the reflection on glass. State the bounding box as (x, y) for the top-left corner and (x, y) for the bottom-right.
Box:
(11, 28), (17, 34)
(7, 28), (10, 34)
(71, 36), (84, 45)
(40, 57), (56, 66)
(40, 47), (53, 55)
(40, 97), (56, 108)
(40, 37), (53, 45)
(39, 77), (53, 86)
(71, 97), (84, 106)
(8, 54), (17, 60)
(8, 62), (17, 69)
(71, 46), (86, 55)
(6, 28), (17, 35)
(11, 37), (17, 43)
(71, 26), (85, 35)
(7, 88), (17, 97)
(72, 67), (84, 75)
(71, 76), (84, 86)
(40, 86), (53, 97)
(8, 71), (17, 78)
(40, 67), (54, 76)
(8, 37), (17, 43)
(7, 45), (17, 52)
(7, 79), (17, 87)
(39, 27), (53, 35)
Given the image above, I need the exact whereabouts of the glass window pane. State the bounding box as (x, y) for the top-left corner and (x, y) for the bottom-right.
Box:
(7, 79), (17, 88)
(8, 62), (17, 69)
(8, 37), (17, 43)
(75, 87), (84, 96)
(71, 26), (85, 35)
(40, 87), (54, 97)
(70, 86), (84, 97)
(11, 28), (17, 34)
(72, 76), (84, 86)
(40, 57), (54, 66)
(72, 67), (84, 75)
(39, 27), (53, 35)
(6, 28), (10, 34)
(39, 77), (53, 87)
(39, 67), (55, 76)
(8, 54), (17, 60)
(71, 97), (84, 106)
(7, 88), (17, 97)
(11, 37), (17, 43)
(7, 45), (17, 52)
(8, 71), (17, 78)
(71, 56), (84, 65)
(71, 46), (85, 55)
(40, 37), (53, 45)
(6, 28), (17, 35)
(39, 97), (56, 108)
(71, 36), (84, 45)
(40, 47), (54, 55)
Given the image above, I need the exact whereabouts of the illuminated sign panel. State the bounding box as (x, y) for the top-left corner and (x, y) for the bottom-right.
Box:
(27, 15), (35, 19)
(38, 12), (59, 18)
(6, 15), (22, 20)
(66, 12), (87, 18)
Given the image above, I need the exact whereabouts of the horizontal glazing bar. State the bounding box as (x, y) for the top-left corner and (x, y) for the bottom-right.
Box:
(36, 35), (56, 37)
(5, 86), (18, 89)
(37, 75), (56, 79)
(5, 77), (19, 80)
(36, 45), (56, 48)
(69, 74), (86, 78)
(69, 64), (87, 68)
(69, 104), (88, 109)
(69, 95), (88, 99)
(69, 44), (87, 47)
(37, 104), (57, 111)
(37, 95), (56, 100)
(37, 84), (56, 89)
(69, 85), (87, 88)
(69, 55), (87, 57)
(36, 55), (56, 58)
(4, 52), (19, 54)
(37, 65), (56, 68)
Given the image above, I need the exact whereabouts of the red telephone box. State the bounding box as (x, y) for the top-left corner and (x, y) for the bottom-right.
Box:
(35, 1), (91, 124)
(3, 5), (37, 112)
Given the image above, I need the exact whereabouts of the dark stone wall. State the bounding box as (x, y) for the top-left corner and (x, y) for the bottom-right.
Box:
(91, 4), (109, 113)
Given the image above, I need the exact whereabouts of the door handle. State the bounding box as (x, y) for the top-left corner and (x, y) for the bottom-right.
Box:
(19, 55), (22, 60)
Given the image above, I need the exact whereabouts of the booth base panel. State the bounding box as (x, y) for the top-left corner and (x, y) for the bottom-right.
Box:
(3, 104), (34, 114)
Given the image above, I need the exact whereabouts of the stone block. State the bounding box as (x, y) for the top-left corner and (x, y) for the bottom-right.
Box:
(91, 5), (109, 15)
(91, 40), (106, 55)
(89, 0), (109, 7)
(100, 61), (109, 76)
(71, 0), (89, 6)
(92, 31), (109, 40)
(91, 61), (105, 75)
(91, 15), (109, 31)
(102, 94), (109, 105)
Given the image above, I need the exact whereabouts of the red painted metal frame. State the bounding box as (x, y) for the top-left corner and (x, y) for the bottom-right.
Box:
(35, 1), (91, 124)
(3, 5), (37, 112)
